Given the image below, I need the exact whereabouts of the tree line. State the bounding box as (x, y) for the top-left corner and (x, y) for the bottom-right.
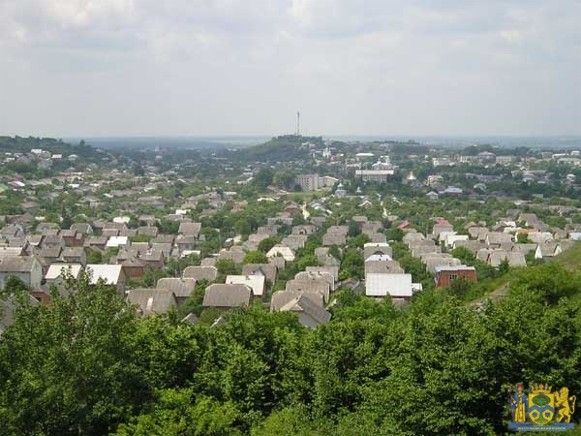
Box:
(0, 261), (580, 435)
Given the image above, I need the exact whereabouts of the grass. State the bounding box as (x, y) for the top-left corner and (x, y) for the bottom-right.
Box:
(551, 241), (581, 270)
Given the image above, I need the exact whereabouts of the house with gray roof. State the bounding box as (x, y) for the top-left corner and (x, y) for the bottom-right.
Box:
(275, 293), (331, 328)
(127, 289), (177, 316)
(305, 265), (340, 281)
(285, 279), (330, 303)
(183, 265), (218, 282)
(364, 243), (392, 260)
(225, 274), (266, 299)
(0, 256), (43, 290)
(242, 263), (278, 284)
(295, 271), (335, 291)
(156, 278), (197, 305)
(202, 284), (252, 309)
(178, 222), (202, 238)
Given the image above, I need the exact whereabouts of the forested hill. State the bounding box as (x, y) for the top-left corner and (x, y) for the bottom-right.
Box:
(238, 135), (324, 162)
(1, 251), (580, 435)
(0, 136), (99, 158)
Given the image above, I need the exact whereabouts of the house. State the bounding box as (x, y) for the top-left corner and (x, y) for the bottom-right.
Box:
(365, 273), (413, 299)
(269, 256), (286, 270)
(267, 245), (295, 262)
(403, 232), (425, 246)
(432, 222), (454, 240)
(137, 226), (159, 238)
(365, 259), (404, 275)
(527, 232), (553, 245)
(176, 235), (197, 252)
(270, 290), (325, 312)
(202, 284), (252, 309)
(1, 294), (39, 336)
(365, 232), (387, 243)
(120, 258), (147, 280)
(256, 225), (279, 236)
(61, 247), (87, 267)
(364, 243), (392, 260)
(518, 213), (542, 229)
(85, 236), (108, 250)
(183, 265), (219, 282)
(486, 232), (513, 247)
(305, 265), (340, 281)
(217, 247), (246, 265)
(286, 279), (330, 303)
(41, 234), (65, 250)
(274, 293), (331, 328)
(435, 265), (477, 287)
(295, 271), (335, 291)
(0, 256), (43, 290)
(127, 289), (177, 316)
(106, 236), (130, 249)
(242, 263), (278, 284)
(70, 223), (93, 235)
(467, 226), (489, 241)
(59, 229), (84, 247)
(535, 242), (563, 259)
(292, 225), (316, 236)
(424, 257), (462, 275)
(281, 235), (307, 251)
(45, 263), (83, 284)
(86, 264), (127, 293)
(178, 222), (202, 238)
(243, 233), (270, 251)
(157, 278), (197, 305)
(225, 275), (266, 300)
(322, 231), (347, 247)
(314, 247), (341, 267)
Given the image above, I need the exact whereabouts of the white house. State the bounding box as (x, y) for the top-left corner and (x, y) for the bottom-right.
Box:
(365, 273), (413, 299)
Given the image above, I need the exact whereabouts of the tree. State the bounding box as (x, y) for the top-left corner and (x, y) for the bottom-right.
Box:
(115, 390), (243, 436)
(257, 237), (278, 254)
(0, 273), (148, 435)
(215, 259), (238, 275)
(498, 258), (510, 275)
(243, 251), (269, 265)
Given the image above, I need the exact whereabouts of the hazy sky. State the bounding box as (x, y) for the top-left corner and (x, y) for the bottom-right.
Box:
(1, 0), (580, 137)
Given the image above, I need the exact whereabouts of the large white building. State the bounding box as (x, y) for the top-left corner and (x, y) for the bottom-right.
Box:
(355, 169), (394, 182)
(294, 174), (339, 192)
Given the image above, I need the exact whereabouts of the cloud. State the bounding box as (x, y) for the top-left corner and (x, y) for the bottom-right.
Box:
(0, 0), (579, 136)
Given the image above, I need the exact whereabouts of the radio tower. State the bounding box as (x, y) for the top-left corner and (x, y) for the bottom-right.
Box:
(296, 111), (300, 136)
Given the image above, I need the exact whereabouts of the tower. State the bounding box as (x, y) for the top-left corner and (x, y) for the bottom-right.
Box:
(296, 111), (300, 136)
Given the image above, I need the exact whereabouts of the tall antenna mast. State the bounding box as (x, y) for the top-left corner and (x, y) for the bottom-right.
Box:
(296, 111), (300, 136)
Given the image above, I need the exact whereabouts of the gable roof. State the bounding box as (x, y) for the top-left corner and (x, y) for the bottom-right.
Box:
(86, 264), (123, 285)
(225, 274), (266, 297)
(45, 263), (83, 281)
(127, 289), (177, 316)
(279, 294), (331, 326)
(242, 263), (277, 283)
(178, 222), (202, 236)
(183, 265), (218, 282)
(270, 290), (324, 311)
(202, 284), (252, 307)
(156, 278), (197, 298)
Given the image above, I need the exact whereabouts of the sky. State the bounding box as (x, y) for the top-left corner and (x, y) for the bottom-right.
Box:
(1, 0), (580, 137)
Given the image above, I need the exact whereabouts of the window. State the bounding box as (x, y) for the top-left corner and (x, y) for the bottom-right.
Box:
(449, 274), (458, 281)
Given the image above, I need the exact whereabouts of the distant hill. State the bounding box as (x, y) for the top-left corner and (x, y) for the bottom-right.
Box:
(0, 136), (99, 158)
(239, 135), (324, 162)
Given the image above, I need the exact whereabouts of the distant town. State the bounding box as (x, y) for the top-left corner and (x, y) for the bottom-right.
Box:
(1, 134), (580, 328)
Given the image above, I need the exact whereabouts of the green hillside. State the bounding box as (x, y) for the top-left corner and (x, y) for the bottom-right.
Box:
(239, 135), (323, 162)
(553, 241), (581, 270)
